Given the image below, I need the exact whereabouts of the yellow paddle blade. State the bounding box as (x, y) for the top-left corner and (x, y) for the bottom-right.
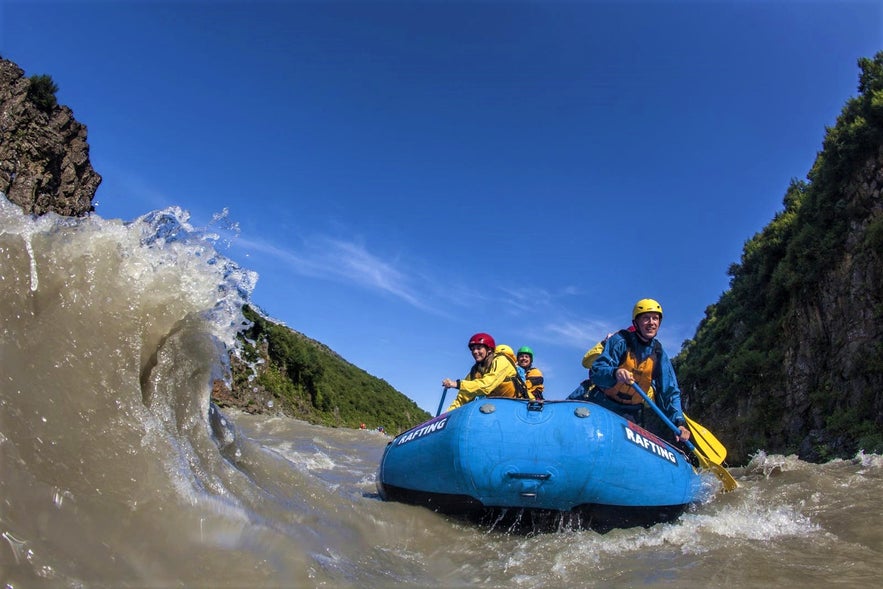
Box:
(626, 382), (737, 493)
(685, 413), (727, 464)
(694, 450), (739, 492)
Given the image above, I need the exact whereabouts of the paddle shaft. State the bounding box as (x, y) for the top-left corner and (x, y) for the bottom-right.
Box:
(631, 382), (738, 492)
(436, 386), (449, 417)
(629, 383), (692, 448)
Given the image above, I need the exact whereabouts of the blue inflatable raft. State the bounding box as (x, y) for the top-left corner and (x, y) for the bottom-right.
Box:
(377, 398), (705, 532)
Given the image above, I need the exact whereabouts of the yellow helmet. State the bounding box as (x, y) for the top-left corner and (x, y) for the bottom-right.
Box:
(495, 344), (516, 363)
(632, 298), (663, 320)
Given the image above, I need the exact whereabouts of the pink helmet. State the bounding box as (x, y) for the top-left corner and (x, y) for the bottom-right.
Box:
(468, 332), (496, 350)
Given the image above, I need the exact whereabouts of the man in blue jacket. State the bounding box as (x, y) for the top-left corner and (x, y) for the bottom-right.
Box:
(586, 298), (691, 443)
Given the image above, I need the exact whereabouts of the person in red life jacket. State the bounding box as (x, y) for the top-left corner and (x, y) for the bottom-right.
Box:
(585, 299), (690, 443)
(441, 333), (522, 411)
(516, 346), (544, 400)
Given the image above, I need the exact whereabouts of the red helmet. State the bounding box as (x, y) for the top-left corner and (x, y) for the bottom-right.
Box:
(468, 332), (496, 350)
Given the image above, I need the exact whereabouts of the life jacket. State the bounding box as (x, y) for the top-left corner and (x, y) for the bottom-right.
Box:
(524, 366), (544, 400)
(599, 329), (661, 405)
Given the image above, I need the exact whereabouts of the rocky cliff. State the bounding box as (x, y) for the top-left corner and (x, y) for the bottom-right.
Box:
(0, 57), (101, 216)
(785, 148), (883, 461)
(677, 53), (883, 465)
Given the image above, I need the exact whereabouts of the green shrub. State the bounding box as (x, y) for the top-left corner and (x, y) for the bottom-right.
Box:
(27, 74), (59, 112)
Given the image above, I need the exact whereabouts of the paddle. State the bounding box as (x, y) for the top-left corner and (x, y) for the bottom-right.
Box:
(684, 413), (727, 465)
(631, 383), (738, 492)
(436, 386), (449, 417)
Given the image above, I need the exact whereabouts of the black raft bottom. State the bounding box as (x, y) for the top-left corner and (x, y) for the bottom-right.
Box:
(379, 483), (689, 535)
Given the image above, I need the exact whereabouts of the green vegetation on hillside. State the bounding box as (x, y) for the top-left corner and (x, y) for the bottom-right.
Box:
(227, 305), (430, 432)
(675, 52), (883, 463)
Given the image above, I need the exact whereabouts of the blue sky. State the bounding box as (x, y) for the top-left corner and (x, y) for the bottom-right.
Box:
(3, 1), (881, 415)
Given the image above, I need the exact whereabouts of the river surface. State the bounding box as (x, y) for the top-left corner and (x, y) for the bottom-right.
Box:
(1, 197), (880, 588)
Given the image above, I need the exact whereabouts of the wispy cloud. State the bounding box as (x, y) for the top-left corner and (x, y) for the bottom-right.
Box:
(322, 238), (426, 308)
(233, 234), (464, 315)
(497, 285), (618, 349)
(539, 316), (693, 354)
(231, 233), (653, 353)
(498, 286), (556, 314)
(543, 319), (615, 347)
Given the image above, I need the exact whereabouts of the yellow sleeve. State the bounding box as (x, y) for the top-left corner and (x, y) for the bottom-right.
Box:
(459, 356), (512, 394)
(446, 369), (478, 411)
(446, 384), (472, 411)
(446, 357), (513, 410)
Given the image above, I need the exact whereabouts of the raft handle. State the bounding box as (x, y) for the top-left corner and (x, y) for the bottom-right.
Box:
(506, 472), (551, 480)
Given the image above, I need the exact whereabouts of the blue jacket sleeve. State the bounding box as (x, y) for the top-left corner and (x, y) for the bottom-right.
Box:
(653, 348), (686, 426)
(588, 334), (628, 389)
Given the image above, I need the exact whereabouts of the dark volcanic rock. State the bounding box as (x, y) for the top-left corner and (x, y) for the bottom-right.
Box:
(0, 58), (101, 216)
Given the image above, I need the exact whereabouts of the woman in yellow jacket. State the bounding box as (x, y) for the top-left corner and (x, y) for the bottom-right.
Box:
(441, 333), (526, 411)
